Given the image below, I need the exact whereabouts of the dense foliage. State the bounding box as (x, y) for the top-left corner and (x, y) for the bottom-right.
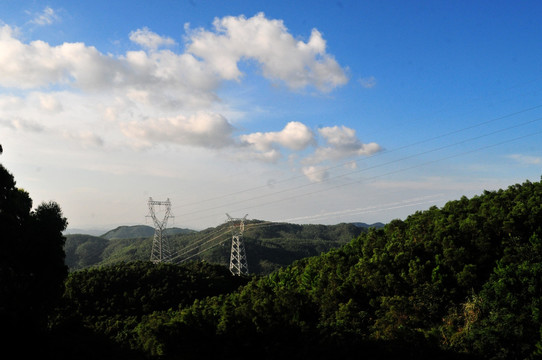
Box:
(116, 178), (542, 359)
(4, 146), (542, 358)
(61, 261), (248, 318)
(0, 160), (68, 354)
(50, 261), (249, 359)
(65, 221), (367, 273)
(101, 225), (195, 240)
(64, 234), (109, 268)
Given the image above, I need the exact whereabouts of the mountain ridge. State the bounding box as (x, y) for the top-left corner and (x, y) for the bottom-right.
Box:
(100, 224), (196, 240)
(64, 221), (376, 273)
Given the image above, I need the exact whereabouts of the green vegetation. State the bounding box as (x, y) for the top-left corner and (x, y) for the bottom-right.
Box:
(65, 221), (368, 273)
(101, 225), (195, 240)
(0, 161), (68, 356)
(121, 178), (542, 359)
(54, 177), (542, 359)
(50, 261), (249, 359)
(3, 146), (542, 359)
(64, 234), (109, 268)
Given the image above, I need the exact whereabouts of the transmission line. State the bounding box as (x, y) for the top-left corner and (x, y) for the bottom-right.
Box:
(176, 114), (542, 223)
(170, 119), (541, 264)
(172, 103), (542, 214)
(152, 104), (542, 264)
(223, 127), (542, 217)
(168, 227), (230, 263)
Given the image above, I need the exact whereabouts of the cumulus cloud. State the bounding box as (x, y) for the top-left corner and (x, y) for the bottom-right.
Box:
(129, 27), (176, 50)
(0, 14), (362, 169)
(0, 24), (217, 100)
(236, 120), (381, 177)
(187, 13), (348, 91)
(302, 166), (329, 183)
(240, 121), (315, 152)
(0, 13), (348, 92)
(121, 112), (235, 148)
(0, 25), (119, 89)
(304, 125), (382, 164)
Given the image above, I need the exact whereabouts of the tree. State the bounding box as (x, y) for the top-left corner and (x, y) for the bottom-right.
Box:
(0, 152), (68, 349)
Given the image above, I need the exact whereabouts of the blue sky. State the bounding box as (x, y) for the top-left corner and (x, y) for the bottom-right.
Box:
(1, 1), (541, 231)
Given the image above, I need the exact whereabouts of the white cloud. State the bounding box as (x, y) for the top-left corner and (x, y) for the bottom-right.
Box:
(233, 148), (282, 163)
(0, 14), (347, 112)
(119, 49), (219, 109)
(507, 154), (542, 165)
(305, 125), (382, 164)
(37, 93), (63, 113)
(63, 130), (104, 148)
(30, 7), (60, 26)
(0, 95), (24, 110)
(0, 24), (217, 99)
(1, 117), (44, 132)
(240, 121), (315, 152)
(345, 161), (357, 170)
(320, 125), (358, 147)
(0, 25), (118, 89)
(0, 15), (367, 179)
(121, 112), (235, 148)
(187, 13), (348, 91)
(129, 27), (176, 50)
(302, 166), (329, 182)
(359, 76), (376, 89)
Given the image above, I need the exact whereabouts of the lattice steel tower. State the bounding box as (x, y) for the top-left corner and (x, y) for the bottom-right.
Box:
(226, 213), (249, 276)
(147, 197), (173, 263)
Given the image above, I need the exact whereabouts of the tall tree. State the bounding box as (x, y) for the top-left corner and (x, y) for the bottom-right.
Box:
(0, 148), (68, 348)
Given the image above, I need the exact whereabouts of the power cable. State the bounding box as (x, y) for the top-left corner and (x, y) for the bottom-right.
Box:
(168, 227), (230, 262)
(171, 103), (542, 212)
(224, 127), (542, 217)
(177, 114), (542, 222)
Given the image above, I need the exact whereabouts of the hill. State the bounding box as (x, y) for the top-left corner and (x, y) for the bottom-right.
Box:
(100, 225), (195, 240)
(53, 177), (542, 359)
(64, 228), (109, 236)
(64, 221), (369, 273)
(351, 221), (385, 229)
(64, 234), (109, 269)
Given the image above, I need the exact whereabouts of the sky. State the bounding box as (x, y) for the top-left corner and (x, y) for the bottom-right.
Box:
(0, 0), (541, 232)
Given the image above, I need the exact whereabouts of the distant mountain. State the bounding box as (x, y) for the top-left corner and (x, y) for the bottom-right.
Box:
(64, 221), (369, 274)
(64, 228), (109, 236)
(100, 225), (196, 240)
(64, 234), (109, 269)
(351, 222), (385, 229)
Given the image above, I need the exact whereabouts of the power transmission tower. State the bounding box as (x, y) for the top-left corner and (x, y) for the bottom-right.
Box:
(147, 197), (173, 263)
(226, 213), (249, 276)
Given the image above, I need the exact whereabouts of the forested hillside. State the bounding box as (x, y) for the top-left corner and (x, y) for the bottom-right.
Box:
(101, 225), (195, 240)
(64, 234), (108, 268)
(50, 177), (542, 359)
(124, 178), (542, 359)
(4, 151), (542, 359)
(65, 221), (369, 273)
(51, 261), (249, 359)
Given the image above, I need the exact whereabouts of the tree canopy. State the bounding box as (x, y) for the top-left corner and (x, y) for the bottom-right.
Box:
(4, 143), (542, 359)
(0, 159), (68, 353)
(121, 178), (542, 359)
